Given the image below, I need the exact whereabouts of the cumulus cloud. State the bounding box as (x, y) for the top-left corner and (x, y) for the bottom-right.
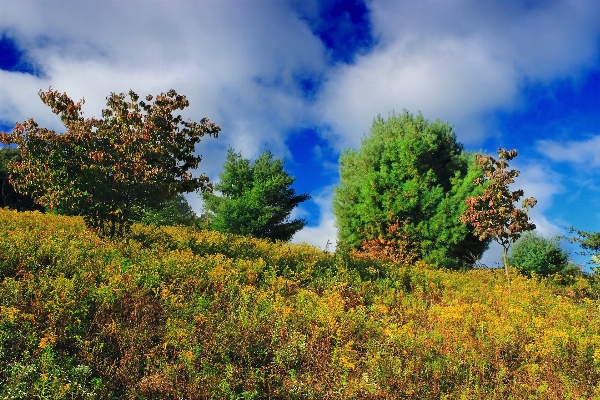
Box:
(317, 0), (600, 149)
(0, 0), (328, 180)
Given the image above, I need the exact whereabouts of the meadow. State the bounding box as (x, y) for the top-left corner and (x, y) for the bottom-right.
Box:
(1, 208), (599, 399)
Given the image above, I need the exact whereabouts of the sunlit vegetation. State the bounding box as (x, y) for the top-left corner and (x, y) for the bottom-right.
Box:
(202, 148), (310, 241)
(1, 208), (599, 399)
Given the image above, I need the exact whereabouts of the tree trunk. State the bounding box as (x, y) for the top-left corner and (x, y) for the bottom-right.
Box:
(502, 249), (510, 288)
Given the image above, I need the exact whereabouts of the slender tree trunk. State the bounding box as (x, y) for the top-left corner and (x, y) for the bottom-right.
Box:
(110, 215), (116, 238)
(502, 248), (510, 287)
(1, 176), (6, 207)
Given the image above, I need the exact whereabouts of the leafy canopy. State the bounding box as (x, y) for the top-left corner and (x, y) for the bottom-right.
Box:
(202, 148), (310, 241)
(0, 88), (220, 237)
(460, 148), (536, 281)
(333, 111), (489, 269)
(0, 146), (44, 212)
(134, 193), (202, 228)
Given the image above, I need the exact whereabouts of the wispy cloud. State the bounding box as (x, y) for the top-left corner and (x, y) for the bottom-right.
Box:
(537, 135), (600, 167)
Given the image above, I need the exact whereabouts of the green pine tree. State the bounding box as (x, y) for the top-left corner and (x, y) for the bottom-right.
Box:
(333, 111), (488, 269)
(202, 148), (310, 241)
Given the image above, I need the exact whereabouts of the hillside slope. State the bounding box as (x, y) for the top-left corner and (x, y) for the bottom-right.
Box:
(1, 209), (599, 399)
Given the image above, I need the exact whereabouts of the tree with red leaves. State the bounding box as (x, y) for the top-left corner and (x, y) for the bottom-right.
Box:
(0, 88), (220, 237)
(460, 148), (536, 284)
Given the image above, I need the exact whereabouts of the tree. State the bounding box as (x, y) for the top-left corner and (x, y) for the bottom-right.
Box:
(136, 193), (200, 227)
(0, 146), (44, 211)
(460, 148), (537, 283)
(0, 88), (220, 237)
(508, 231), (573, 277)
(565, 227), (600, 267)
(202, 148), (310, 241)
(333, 111), (489, 269)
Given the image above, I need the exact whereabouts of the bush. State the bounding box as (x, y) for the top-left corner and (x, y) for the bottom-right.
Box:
(508, 231), (574, 277)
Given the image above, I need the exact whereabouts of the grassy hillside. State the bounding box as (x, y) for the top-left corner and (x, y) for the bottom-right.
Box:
(1, 208), (599, 399)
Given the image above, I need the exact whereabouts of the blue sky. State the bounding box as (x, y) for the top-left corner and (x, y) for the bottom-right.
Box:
(1, 0), (600, 267)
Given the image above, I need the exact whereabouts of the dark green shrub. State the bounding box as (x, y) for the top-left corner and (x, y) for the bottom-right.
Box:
(0, 147), (45, 212)
(507, 231), (574, 277)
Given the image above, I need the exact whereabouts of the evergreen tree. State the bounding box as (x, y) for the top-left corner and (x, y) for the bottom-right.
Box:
(202, 148), (310, 241)
(333, 111), (488, 269)
(566, 227), (600, 268)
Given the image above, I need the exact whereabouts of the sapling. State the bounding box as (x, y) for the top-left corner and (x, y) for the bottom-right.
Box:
(460, 148), (536, 284)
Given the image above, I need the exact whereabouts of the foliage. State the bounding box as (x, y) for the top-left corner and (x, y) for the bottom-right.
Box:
(566, 227), (600, 263)
(134, 193), (200, 228)
(0, 88), (220, 237)
(460, 148), (536, 283)
(333, 111), (489, 269)
(0, 146), (44, 212)
(1, 208), (600, 398)
(507, 231), (574, 277)
(202, 148), (310, 241)
(352, 220), (421, 265)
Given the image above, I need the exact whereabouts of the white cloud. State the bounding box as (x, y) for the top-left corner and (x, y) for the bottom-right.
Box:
(316, 36), (518, 149)
(0, 0), (328, 180)
(317, 0), (600, 150)
(4, 1), (600, 157)
(0, 71), (56, 130)
(537, 135), (600, 167)
(291, 186), (337, 251)
(514, 161), (564, 236)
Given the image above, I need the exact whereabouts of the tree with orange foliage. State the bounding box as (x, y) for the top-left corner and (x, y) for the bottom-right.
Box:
(0, 88), (220, 237)
(353, 219), (421, 265)
(460, 148), (536, 283)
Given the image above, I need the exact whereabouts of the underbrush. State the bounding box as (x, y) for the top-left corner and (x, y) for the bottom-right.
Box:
(1, 209), (599, 399)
